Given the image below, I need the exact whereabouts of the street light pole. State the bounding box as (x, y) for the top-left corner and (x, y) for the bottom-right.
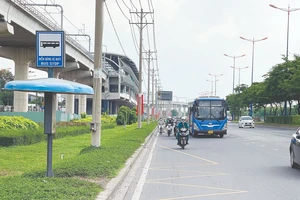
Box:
(224, 54), (245, 94)
(208, 73), (223, 96)
(240, 36), (267, 117)
(269, 4), (300, 60)
(206, 79), (214, 95)
(269, 4), (300, 116)
(230, 66), (249, 86)
(240, 37), (268, 84)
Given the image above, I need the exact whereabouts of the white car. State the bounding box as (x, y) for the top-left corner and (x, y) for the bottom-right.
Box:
(238, 116), (255, 128)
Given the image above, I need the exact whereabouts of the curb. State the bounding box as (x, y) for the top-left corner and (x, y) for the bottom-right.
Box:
(95, 126), (157, 200)
(231, 121), (297, 129)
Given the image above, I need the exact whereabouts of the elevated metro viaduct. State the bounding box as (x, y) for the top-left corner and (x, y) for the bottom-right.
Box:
(0, 0), (139, 115)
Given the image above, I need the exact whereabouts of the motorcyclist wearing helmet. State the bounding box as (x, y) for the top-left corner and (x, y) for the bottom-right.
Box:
(158, 118), (165, 133)
(158, 118), (164, 126)
(177, 116), (189, 145)
(165, 116), (173, 127)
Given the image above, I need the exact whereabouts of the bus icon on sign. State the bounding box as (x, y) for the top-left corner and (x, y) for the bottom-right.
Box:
(40, 41), (60, 48)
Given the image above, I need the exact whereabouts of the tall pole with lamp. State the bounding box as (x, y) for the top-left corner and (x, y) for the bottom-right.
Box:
(240, 36), (267, 116)
(208, 73), (223, 96)
(240, 37), (268, 84)
(206, 79), (215, 95)
(224, 54), (245, 94)
(269, 4), (300, 116)
(230, 66), (249, 87)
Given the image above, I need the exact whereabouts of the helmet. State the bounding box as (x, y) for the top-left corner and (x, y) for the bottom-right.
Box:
(181, 116), (187, 121)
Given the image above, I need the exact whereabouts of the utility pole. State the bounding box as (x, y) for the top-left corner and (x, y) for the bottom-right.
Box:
(130, 9), (153, 128)
(143, 50), (156, 124)
(151, 69), (155, 121)
(155, 77), (158, 119)
(91, 0), (104, 147)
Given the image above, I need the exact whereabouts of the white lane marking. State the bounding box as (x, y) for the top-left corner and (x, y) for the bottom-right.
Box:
(274, 149), (279, 151)
(158, 145), (218, 165)
(237, 138), (240, 139)
(261, 145), (265, 147)
(131, 130), (158, 200)
(244, 140), (246, 142)
(251, 142), (255, 144)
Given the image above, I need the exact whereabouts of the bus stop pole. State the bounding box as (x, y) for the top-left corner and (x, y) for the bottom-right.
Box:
(44, 92), (56, 177)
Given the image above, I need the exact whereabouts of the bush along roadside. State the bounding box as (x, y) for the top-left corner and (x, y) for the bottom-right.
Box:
(0, 122), (156, 200)
(0, 116), (115, 147)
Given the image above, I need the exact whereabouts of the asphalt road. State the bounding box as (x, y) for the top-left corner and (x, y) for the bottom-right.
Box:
(112, 123), (300, 200)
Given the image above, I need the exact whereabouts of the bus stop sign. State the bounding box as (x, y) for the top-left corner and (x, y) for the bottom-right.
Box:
(36, 31), (65, 68)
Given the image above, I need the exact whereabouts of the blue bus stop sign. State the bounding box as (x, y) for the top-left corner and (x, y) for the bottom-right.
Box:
(36, 31), (65, 68)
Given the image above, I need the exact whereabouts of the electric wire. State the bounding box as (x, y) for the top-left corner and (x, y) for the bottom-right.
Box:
(105, 1), (127, 56)
(116, 0), (130, 21)
(146, 24), (151, 50)
(130, 0), (138, 10)
(147, 0), (154, 20)
(149, 0), (154, 10)
(129, 24), (140, 54)
(121, 0), (131, 10)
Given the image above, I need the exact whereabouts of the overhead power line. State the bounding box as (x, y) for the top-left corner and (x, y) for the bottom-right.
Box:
(121, 0), (131, 10)
(116, 0), (130, 21)
(130, 0), (138, 10)
(148, 0), (154, 20)
(105, 1), (127, 56)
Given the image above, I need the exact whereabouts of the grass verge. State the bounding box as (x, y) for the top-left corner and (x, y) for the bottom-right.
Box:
(0, 122), (156, 200)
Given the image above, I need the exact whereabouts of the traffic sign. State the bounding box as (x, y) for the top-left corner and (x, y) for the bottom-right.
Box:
(36, 31), (65, 68)
(158, 91), (173, 101)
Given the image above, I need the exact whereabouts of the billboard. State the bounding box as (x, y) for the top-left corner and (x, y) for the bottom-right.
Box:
(158, 91), (173, 101)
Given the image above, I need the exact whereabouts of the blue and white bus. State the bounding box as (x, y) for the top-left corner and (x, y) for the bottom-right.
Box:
(188, 96), (229, 138)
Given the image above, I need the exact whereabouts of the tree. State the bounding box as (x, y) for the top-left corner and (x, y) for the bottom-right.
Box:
(116, 106), (137, 125)
(171, 109), (179, 117)
(0, 69), (14, 105)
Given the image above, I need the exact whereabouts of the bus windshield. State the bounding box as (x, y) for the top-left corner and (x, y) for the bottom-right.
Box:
(195, 100), (226, 120)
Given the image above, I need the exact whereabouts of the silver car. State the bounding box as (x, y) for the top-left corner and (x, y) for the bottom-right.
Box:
(238, 116), (255, 128)
(290, 128), (300, 169)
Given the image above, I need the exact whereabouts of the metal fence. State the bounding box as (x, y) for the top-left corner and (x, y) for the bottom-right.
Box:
(10, 0), (94, 61)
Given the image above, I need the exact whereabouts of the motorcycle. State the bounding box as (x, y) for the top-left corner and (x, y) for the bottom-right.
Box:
(178, 127), (189, 149)
(173, 125), (178, 138)
(166, 124), (172, 136)
(159, 125), (163, 134)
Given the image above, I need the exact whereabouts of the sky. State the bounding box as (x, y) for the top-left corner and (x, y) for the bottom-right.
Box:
(1, 0), (300, 101)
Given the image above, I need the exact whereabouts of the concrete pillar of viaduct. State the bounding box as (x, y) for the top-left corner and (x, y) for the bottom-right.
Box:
(0, 47), (35, 112)
(60, 70), (92, 115)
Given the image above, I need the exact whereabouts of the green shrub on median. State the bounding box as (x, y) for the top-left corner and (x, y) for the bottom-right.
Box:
(0, 116), (39, 130)
(0, 119), (115, 147)
(265, 115), (300, 125)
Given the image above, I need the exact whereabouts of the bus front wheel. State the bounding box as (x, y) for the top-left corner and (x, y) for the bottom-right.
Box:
(219, 134), (224, 138)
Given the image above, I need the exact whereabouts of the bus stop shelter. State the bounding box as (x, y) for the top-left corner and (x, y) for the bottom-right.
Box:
(3, 78), (94, 177)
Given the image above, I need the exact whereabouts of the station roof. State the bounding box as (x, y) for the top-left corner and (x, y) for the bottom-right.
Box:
(104, 52), (139, 80)
(3, 78), (94, 95)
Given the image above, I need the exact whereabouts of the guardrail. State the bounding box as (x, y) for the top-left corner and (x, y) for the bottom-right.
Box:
(10, 0), (94, 61)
